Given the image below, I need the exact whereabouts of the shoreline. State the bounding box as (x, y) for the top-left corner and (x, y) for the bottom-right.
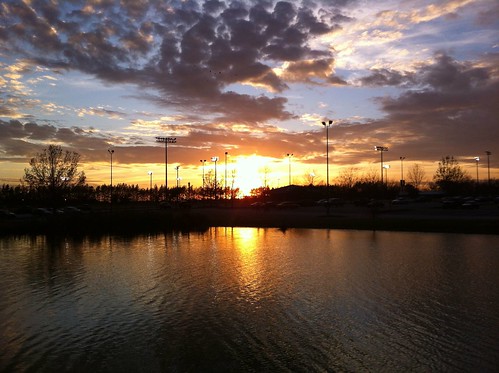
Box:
(1, 203), (498, 236)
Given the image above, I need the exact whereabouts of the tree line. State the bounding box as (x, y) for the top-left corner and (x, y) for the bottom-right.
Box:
(1, 145), (497, 207)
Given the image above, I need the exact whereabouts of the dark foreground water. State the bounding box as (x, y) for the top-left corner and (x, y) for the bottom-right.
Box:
(1, 228), (498, 372)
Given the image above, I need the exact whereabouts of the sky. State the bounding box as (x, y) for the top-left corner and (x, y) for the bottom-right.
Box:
(1, 0), (498, 195)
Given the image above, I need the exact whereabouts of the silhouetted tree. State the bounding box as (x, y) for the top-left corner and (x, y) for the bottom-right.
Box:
(336, 167), (359, 189)
(23, 145), (86, 203)
(303, 170), (319, 186)
(407, 164), (426, 190)
(360, 167), (379, 184)
(432, 156), (472, 194)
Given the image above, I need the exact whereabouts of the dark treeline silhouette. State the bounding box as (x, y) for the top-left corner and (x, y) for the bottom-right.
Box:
(0, 182), (242, 207)
(1, 147), (497, 208)
(2, 178), (498, 208)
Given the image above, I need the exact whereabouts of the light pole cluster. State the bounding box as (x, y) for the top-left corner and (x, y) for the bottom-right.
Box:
(200, 159), (206, 188)
(108, 149), (114, 204)
(400, 156), (405, 188)
(155, 136), (176, 198)
(472, 152), (493, 186)
(485, 151), (491, 185)
(211, 156), (219, 199)
(322, 120), (332, 214)
(383, 164), (390, 183)
(108, 135), (493, 204)
(474, 156), (480, 184)
(374, 146), (388, 184)
(287, 153), (293, 186)
(225, 152), (228, 199)
(322, 121), (332, 189)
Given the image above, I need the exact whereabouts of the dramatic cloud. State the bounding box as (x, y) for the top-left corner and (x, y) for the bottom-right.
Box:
(0, 0), (345, 125)
(1, 0), (498, 186)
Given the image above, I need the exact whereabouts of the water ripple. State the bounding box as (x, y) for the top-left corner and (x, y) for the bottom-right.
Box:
(1, 230), (498, 371)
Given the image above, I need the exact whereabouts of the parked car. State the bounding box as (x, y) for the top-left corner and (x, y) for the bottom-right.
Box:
(392, 197), (410, 205)
(250, 202), (265, 208)
(34, 207), (54, 216)
(441, 197), (462, 209)
(316, 198), (344, 206)
(461, 200), (479, 209)
(367, 200), (384, 208)
(0, 209), (16, 219)
(276, 201), (300, 209)
(64, 206), (82, 214)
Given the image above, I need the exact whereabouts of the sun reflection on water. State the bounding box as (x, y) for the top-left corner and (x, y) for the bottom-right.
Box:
(231, 228), (265, 305)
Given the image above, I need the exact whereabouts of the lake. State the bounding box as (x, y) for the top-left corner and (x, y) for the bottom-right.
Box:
(1, 228), (498, 372)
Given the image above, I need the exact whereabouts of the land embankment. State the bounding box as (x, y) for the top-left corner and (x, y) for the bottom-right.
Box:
(1, 200), (498, 236)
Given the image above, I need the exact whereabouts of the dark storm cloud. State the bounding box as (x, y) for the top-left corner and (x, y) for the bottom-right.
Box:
(369, 54), (499, 162)
(0, 116), (305, 166)
(358, 68), (415, 87)
(293, 52), (499, 167)
(0, 119), (114, 162)
(0, 0), (345, 125)
(417, 53), (490, 92)
(358, 53), (490, 90)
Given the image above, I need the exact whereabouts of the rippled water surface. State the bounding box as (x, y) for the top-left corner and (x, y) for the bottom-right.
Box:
(1, 228), (499, 372)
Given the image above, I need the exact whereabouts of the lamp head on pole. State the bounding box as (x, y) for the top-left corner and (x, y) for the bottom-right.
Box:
(155, 136), (177, 144)
(375, 146), (388, 152)
(211, 156), (219, 162)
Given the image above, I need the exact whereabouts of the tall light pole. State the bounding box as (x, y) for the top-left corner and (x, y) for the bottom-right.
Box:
(474, 157), (480, 184)
(224, 151), (228, 199)
(322, 120), (332, 189)
(148, 171), (153, 202)
(375, 146), (388, 184)
(155, 136), (176, 200)
(485, 151), (491, 185)
(212, 156), (219, 199)
(400, 156), (406, 189)
(175, 166), (180, 188)
(383, 164), (390, 184)
(200, 159), (206, 188)
(287, 153), (293, 185)
(108, 149), (114, 204)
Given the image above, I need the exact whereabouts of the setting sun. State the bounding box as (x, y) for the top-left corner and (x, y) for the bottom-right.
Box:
(231, 155), (284, 196)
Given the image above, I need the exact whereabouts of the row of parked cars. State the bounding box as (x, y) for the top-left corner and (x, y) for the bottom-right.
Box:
(0, 205), (89, 219)
(440, 196), (498, 209)
(250, 198), (347, 209)
(248, 195), (499, 211)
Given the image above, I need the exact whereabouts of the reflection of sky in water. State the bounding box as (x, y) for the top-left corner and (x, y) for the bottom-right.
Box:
(1, 229), (498, 372)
